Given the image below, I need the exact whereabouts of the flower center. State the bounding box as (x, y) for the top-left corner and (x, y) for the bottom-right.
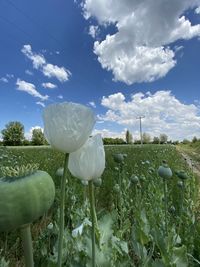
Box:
(1, 163), (39, 179)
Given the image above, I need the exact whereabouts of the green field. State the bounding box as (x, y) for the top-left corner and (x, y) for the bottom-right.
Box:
(0, 144), (200, 267)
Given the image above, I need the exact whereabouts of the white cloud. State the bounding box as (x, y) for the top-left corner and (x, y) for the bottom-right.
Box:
(25, 70), (33, 75)
(16, 79), (49, 101)
(89, 101), (96, 108)
(36, 101), (45, 107)
(195, 6), (200, 14)
(42, 64), (71, 82)
(42, 82), (57, 89)
(0, 77), (8, 83)
(88, 25), (99, 38)
(21, 44), (71, 82)
(22, 44), (46, 69)
(57, 95), (63, 99)
(174, 45), (184, 53)
(6, 74), (14, 79)
(82, 0), (200, 84)
(93, 128), (127, 140)
(98, 90), (200, 141)
(0, 74), (14, 83)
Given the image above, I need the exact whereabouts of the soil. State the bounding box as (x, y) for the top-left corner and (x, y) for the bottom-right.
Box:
(176, 146), (200, 177)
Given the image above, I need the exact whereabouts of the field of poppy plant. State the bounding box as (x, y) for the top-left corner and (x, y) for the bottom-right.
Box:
(0, 143), (200, 267)
(0, 102), (200, 267)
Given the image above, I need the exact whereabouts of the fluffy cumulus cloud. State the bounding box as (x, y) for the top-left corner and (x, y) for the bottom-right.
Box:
(82, 0), (200, 84)
(16, 79), (49, 101)
(42, 82), (57, 89)
(88, 25), (100, 38)
(22, 45), (71, 82)
(98, 90), (200, 140)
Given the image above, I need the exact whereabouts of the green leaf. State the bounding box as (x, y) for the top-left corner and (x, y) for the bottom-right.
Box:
(172, 246), (188, 267)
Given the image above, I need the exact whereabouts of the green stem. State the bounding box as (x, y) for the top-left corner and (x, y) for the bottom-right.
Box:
(89, 181), (96, 267)
(163, 179), (168, 237)
(118, 165), (122, 227)
(57, 153), (69, 267)
(20, 224), (34, 267)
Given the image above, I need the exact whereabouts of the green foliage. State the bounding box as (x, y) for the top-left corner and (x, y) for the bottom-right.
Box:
(142, 132), (151, 144)
(1, 121), (24, 146)
(152, 136), (160, 144)
(31, 128), (47, 146)
(125, 130), (133, 144)
(192, 136), (198, 143)
(160, 133), (168, 144)
(0, 145), (200, 266)
(103, 137), (126, 145)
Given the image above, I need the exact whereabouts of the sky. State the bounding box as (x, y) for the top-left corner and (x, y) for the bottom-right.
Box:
(0, 0), (200, 141)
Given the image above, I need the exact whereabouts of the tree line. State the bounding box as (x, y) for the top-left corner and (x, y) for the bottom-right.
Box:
(1, 122), (198, 146)
(0, 121), (48, 146)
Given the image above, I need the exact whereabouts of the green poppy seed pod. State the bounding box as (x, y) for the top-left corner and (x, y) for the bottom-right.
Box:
(176, 170), (189, 180)
(130, 175), (139, 184)
(81, 180), (88, 186)
(158, 163), (172, 179)
(93, 178), (102, 187)
(177, 180), (183, 188)
(113, 153), (124, 164)
(0, 170), (55, 232)
(56, 167), (64, 177)
(47, 222), (54, 230)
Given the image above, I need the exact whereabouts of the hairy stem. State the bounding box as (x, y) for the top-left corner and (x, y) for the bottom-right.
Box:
(57, 153), (69, 267)
(89, 181), (96, 267)
(163, 179), (168, 237)
(20, 224), (34, 267)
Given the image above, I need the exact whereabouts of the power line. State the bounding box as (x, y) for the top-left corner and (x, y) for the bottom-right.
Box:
(4, 0), (64, 49)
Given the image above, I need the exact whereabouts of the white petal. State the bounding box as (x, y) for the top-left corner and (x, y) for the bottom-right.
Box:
(43, 102), (95, 153)
(68, 134), (105, 180)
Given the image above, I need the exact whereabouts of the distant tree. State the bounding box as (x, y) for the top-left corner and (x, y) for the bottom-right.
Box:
(152, 136), (160, 144)
(103, 138), (126, 145)
(134, 139), (141, 145)
(31, 128), (47, 145)
(192, 136), (198, 143)
(125, 130), (133, 144)
(23, 139), (31, 146)
(182, 139), (190, 144)
(142, 132), (151, 144)
(160, 133), (168, 144)
(1, 121), (24, 146)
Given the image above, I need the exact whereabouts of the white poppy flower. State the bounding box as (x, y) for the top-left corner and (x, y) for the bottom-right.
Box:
(68, 134), (105, 181)
(43, 102), (95, 153)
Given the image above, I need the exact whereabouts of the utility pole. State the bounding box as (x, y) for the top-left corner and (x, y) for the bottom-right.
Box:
(136, 116), (145, 145)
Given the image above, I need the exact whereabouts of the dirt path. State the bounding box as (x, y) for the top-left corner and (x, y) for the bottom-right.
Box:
(176, 146), (200, 177)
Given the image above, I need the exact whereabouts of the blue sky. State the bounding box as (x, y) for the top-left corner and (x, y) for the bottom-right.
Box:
(0, 0), (200, 141)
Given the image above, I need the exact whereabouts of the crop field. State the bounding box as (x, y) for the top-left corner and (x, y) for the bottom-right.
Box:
(0, 144), (200, 267)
